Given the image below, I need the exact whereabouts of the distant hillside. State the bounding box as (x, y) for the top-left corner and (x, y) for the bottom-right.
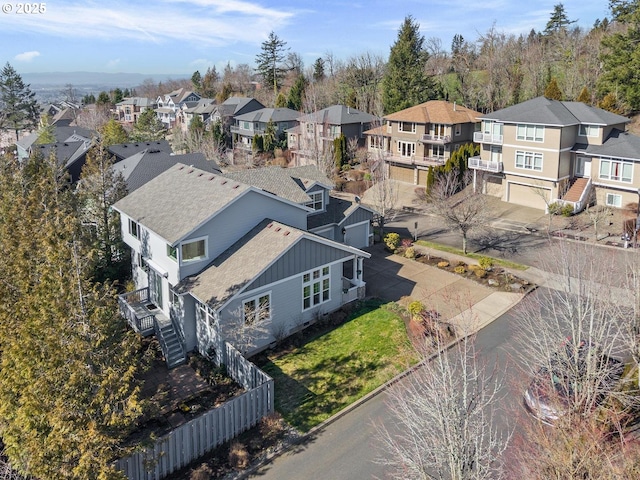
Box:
(22, 71), (190, 88)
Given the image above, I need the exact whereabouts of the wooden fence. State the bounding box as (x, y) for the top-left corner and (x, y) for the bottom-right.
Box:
(115, 342), (274, 480)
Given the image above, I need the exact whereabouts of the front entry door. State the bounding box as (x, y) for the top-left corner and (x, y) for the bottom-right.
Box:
(575, 156), (591, 177)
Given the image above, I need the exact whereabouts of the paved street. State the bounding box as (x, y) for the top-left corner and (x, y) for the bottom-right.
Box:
(248, 295), (529, 480)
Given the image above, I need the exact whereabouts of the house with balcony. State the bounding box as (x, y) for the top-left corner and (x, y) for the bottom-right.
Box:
(469, 96), (638, 212)
(180, 98), (217, 133)
(155, 88), (201, 129)
(287, 105), (376, 167)
(115, 97), (156, 124)
(231, 107), (299, 151)
(225, 165), (375, 248)
(113, 164), (370, 367)
(364, 100), (481, 185)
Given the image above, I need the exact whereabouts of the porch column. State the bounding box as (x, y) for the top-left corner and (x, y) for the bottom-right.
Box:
(356, 257), (363, 282)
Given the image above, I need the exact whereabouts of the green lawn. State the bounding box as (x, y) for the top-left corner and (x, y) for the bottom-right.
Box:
(259, 300), (417, 432)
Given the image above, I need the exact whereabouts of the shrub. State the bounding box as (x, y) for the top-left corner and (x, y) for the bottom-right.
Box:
(561, 203), (574, 216)
(408, 300), (424, 320)
(474, 269), (487, 278)
(404, 246), (416, 259)
(437, 261), (449, 268)
(547, 202), (563, 215)
(401, 238), (413, 248)
(341, 163), (351, 172)
(454, 265), (466, 274)
(384, 232), (400, 251)
(229, 441), (250, 469)
(190, 465), (214, 480)
(259, 412), (285, 442)
(478, 257), (494, 270)
(457, 260), (466, 267)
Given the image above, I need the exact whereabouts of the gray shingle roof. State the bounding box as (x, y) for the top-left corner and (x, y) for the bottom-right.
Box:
(307, 196), (365, 229)
(33, 141), (85, 169)
(234, 107), (300, 123)
(112, 150), (221, 193)
(108, 140), (172, 162)
(481, 96), (630, 126)
(297, 105), (376, 125)
(224, 165), (332, 204)
(113, 164), (250, 244)
(177, 219), (305, 308)
(575, 129), (640, 160)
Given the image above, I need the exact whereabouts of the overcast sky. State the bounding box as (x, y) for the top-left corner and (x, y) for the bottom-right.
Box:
(0, 0), (611, 75)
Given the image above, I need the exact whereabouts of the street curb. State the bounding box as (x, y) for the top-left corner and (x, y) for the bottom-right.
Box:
(234, 290), (530, 479)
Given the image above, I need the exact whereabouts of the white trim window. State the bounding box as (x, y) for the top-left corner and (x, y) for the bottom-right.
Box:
(599, 158), (633, 183)
(306, 191), (324, 211)
(167, 244), (177, 261)
(369, 135), (384, 149)
(579, 124), (599, 137)
(397, 141), (415, 157)
(303, 266), (330, 310)
(515, 151), (543, 171)
(128, 219), (139, 239)
(605, 193), (622, 208)
(243, 293), (271, 325)
(516, 124), (544, 142)
(399, 122), (416, 133)
(454, 124), (462, 136)
(181, 237), (207, 263)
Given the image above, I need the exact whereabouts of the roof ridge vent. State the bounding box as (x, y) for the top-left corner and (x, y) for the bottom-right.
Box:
(283, 231), (290, 236)
(208, 175), (216, 180)
(275, 227), (281, 232)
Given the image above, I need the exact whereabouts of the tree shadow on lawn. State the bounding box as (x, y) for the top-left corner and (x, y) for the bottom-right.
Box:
(260, 351), (382, 432)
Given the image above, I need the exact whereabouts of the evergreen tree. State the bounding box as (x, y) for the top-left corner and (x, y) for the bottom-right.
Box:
(216, 82), (232, 104)
(96, 91), (111, 106)
(333, 133), (347, 170)
(131, 108), (165, 142)
(35, 113), (56, 144)
(110, 88), (124, 104)
(544, 77), (563, 100)
(0, 152), (147, 479)
(100, 119), (129, 146)
(382, 16), (438, 114)
(201, 66), (219, 98)
(191, 70), (202, 93)
(313, 57), (326, 81)
(0, 63), (39, 141)
(577, 86), (591, 103)
(189, 115), (205, 139)
(82, 93), (96, 105)
(263, 120), (277, 152)
(287, 75), (306, 111)
(77, 144), (129, 284)
(544, 3), (576, 35)
(255, 31), (289, 94)
(274, 92), (287, 108)
(598, 1), (640, 112)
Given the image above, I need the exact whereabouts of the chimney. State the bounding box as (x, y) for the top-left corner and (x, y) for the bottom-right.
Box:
(453, 102), (456, 111)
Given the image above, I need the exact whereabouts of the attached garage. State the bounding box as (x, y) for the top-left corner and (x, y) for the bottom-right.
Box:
(507, 182), (549, 210)
(344, 221), (370, 249)
(389, 164), (414, 184)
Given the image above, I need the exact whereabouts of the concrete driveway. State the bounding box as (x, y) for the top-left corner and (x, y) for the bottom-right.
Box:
(363, 243), (523, 334)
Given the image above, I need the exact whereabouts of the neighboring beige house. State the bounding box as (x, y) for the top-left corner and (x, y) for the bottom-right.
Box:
(155, 88), (201, 129)
(181, 98), (216, 133)
(287, 105), (376, 167)
(115, 97), (156, 124)
(231, 107), (299, 151)
(469, 96), (639, 212)
(364, 100), (481, 185)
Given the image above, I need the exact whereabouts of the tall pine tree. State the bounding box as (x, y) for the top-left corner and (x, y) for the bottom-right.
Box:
(0, 63), (39, 141)
(382, 16), (439, 114)
(255, 31), (288, 95)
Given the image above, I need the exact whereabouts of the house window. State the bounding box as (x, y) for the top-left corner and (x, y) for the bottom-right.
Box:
(330, 125), (340, 138)
(243, 293), (271, 325)
(242, 121), (251, 130)
(167, 244), (177, 261)
(169, 288), (180, 307)
(605, 193), (622, 208)
(515, 151), (543, 171)
(387, 121), (392, 133)
(302, 266), (330, 310)
(397, 141), (415, 157)
(483, 120), (503, 136)
(181, 237), (207, 262)
(599, 158), (633, 183)
(399, 122), (416, 133)
(579, 124), (599, 137)
(516, 124), (544, 142)
(490, 146), (502, 162)
(306, 191), (324, 211)
(369, 136), (383, 149)
(455, 124), (462, 136)
(306, 123), (314, 134)
(128, 219), (139, 239)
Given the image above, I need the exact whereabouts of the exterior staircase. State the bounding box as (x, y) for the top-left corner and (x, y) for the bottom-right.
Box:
(562, 177), (589, 203)
(155, 317), (187, 369)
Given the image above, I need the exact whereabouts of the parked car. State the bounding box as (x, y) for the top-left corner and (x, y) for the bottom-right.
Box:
(524, 338), (624, 424)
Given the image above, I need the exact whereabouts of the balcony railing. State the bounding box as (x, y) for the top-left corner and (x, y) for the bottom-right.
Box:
(468, 156), (503, 172)
(342, 278), (359, 304)
(473, 131), (503, 145)
(118, 287), (156, 336)
(385, 154), (446, 167)
(421, 134), (451, 144)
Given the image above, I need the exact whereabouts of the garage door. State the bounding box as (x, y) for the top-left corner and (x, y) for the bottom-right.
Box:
(417, 169), (429, 186)
(344, 222), (369, 249)
(508, 183), (549, 210)
(389, 165), (414, 184)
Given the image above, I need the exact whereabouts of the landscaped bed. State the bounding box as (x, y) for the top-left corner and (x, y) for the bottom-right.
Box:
(254, 299), (418, 432)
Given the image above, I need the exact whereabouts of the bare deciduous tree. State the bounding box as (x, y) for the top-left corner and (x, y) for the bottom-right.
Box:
(585, 202), (612, 241)
(376, 336), (509, 480)
(426, 169), (490, 254)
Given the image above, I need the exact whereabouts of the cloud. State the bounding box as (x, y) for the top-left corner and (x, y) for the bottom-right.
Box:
(14, 51), (40, 62)
(107, 59), (121, 68)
